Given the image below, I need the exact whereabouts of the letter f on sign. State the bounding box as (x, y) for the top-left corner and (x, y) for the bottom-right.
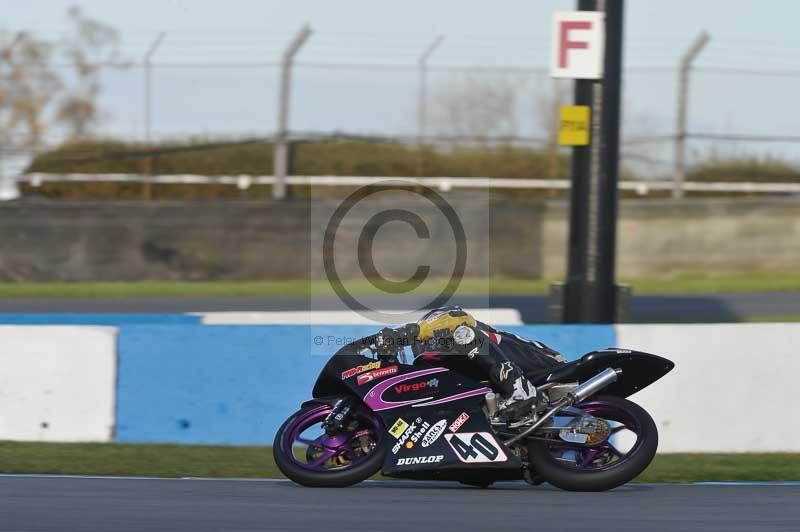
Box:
(551, 11), (604, 79)
(559, 21), (591, 68)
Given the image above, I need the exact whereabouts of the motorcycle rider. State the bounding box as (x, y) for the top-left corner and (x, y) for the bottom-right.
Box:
(375, 306), (565, 418)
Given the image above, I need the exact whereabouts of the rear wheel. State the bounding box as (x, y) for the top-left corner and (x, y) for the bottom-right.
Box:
(273, 402), (386, 487)
(527, 395), (658, 492)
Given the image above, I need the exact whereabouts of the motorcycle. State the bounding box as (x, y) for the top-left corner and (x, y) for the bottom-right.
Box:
(273, 325), (674, 491)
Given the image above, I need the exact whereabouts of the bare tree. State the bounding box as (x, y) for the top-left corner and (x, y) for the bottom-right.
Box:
(56, 6), (122, 139)
(535, 78), (568, 152)
(0, 7), (124, 148)
(0, 32), (61, 150)
(533, 78), (569, 177)
(430, 73), (525, 143)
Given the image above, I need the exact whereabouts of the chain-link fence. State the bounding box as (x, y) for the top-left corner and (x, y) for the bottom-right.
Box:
(5, 27), (800, 185)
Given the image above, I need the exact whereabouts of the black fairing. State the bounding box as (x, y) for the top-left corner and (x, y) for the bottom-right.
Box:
(311, 343), (367, 399)
(529, 349), (675, 398)
(309, 340), (523, 478)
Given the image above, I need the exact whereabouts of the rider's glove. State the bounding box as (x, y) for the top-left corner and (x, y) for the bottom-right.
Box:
(375, 327), (400, 351)
(375, 324), (419, 352)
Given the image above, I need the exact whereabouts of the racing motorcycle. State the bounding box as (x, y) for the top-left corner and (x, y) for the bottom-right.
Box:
(273, 325), (674, 491)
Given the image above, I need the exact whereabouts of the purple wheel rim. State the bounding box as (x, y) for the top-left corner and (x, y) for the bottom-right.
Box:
(280, 405), (384, 472)
(544, 399), (643, 472)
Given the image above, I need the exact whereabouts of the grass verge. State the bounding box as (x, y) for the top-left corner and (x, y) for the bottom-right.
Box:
(743, 314), (800, 323)
(2, 442), (799, 483)
(2, 273), (800, 299)
(0, 442), (282, 479)
(636, 453), (800, 483)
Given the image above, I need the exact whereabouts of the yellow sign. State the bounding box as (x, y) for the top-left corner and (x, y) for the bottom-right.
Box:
(558, 105), (591, 146)
(389, 418), (409, 439)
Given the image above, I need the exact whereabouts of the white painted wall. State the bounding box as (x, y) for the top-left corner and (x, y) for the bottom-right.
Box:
(0, 326), (117, 442)
(617, 323), (800, 452)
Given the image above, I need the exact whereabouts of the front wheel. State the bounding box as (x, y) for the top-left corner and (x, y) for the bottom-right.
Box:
(527, 395), (658, 492)
(273, 402), (386, 487)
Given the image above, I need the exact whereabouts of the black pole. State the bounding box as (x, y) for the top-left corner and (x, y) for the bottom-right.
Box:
(596, 0), (624, 321)
(564, 0), (595, 323)
(563, 0), (624, 323)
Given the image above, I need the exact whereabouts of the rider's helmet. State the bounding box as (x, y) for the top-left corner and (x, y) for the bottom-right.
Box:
(411, 306), (477, 358)
(416, 306), (477, 340)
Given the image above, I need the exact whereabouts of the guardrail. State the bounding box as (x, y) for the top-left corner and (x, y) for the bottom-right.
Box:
(21, 173), (800, 195)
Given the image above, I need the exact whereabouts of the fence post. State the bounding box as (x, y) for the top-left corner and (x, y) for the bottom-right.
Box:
(143, 32), (166, 148)
(273, 24), (312, 201)
(142, 32), (165, 200)
(673, 31), (710, 199)
(417, 35), (444, 145)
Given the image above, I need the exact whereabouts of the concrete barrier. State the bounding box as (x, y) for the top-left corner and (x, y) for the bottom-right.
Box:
(0, 326), (117, 441)
(618, 323), (800, 452)
(3, 319), (799, 452)
(113, 323), (614, 444)
(115, 325), (322, 445)
(3, 198), (800, 281)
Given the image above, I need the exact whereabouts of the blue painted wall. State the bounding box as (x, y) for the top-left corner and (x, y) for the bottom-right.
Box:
(505, 325), (617, 362)
(115, 324), (616, 444)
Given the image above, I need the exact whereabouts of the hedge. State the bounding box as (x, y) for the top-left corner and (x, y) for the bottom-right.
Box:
(23, 139), (569, 200)
(22, 139), (800, 200)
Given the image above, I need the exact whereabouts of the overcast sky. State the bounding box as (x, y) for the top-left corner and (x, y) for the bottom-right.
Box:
(5, 0), (800, 173)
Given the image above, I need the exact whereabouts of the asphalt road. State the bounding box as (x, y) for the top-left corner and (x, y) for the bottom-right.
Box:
(0, 292), (798, 322)
(2, 476), (799, 532)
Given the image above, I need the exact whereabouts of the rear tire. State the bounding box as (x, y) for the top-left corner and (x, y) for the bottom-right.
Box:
(273, 405), (387, 488)
(527, 395), (658, 492)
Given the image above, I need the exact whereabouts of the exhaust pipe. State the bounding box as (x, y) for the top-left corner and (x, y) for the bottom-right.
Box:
(569, 367), (622, 403)
(505, 367), (621, 445)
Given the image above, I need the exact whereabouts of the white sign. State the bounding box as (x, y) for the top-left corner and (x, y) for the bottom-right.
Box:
(445, 432), (508, 464)
(551, 11), (605, 79)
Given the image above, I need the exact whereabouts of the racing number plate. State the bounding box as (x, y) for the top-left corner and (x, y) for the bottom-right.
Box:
(444, 432), (508, 464)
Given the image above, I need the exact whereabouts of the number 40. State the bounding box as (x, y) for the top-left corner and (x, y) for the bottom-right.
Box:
(450, 433), (499, 460)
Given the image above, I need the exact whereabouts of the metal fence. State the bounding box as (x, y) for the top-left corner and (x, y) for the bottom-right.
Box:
(4, 26), (800, 196)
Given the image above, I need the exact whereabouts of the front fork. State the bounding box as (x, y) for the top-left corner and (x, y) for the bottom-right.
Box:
(322, 396), (355, 435)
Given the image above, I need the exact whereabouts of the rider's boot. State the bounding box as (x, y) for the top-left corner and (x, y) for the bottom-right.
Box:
(490, 361), (540, 419)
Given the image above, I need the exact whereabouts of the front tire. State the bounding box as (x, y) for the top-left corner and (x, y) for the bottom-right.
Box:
(273, 403), (387, 487)
(527, 395), (658, 492)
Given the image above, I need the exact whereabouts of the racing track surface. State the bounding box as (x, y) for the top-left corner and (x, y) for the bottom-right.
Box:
(1, 291), (799, 322)
(2, 476), (799, 532)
